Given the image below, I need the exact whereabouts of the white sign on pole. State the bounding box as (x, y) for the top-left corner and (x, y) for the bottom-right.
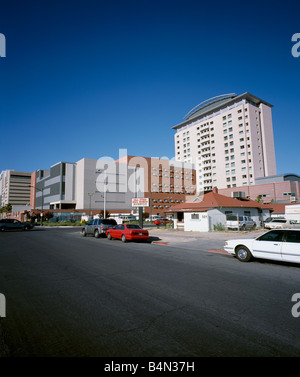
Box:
(132, 198), (149, 207)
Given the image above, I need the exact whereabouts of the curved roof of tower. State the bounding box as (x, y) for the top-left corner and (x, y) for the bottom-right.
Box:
(172, 92), (273, 130)
(183, 93), (237, 120)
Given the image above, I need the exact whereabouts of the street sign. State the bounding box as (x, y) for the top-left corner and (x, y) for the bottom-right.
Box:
(132, 198), (149, 207)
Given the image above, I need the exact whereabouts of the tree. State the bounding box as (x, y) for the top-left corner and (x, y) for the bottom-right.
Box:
(5, 203), (12, 213)
(97, 210), (110, 218)
(255, 195), (263, 203)
(43, 211), (54, 221)
(0, 203), (12, 218)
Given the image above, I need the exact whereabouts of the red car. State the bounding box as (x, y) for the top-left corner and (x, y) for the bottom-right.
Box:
(153, 218), (173, 225)
(106, 224), (149, 243)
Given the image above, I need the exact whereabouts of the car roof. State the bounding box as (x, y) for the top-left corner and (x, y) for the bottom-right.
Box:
(267, 228), (300, 231)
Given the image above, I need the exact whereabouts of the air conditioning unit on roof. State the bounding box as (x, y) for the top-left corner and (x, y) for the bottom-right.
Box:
(231, 191), (246, 198)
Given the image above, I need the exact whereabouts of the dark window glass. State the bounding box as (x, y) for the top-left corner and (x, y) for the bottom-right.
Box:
(286, 231), (300, 244)
(257, 230), (284, 242)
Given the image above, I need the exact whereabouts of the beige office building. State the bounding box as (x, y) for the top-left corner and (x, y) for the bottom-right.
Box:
(173, 93), (277, 193)
(0, 170), (32, 208)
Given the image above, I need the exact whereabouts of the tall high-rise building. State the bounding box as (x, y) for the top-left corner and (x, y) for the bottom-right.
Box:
(173, 93), (277, 193)
(0, 170), (32, 207)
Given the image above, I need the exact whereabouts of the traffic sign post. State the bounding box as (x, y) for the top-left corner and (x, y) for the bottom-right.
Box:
(132, 198), (149, 228)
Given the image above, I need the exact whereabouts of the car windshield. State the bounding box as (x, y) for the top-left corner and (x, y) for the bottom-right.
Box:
(126, 224), (141, 229)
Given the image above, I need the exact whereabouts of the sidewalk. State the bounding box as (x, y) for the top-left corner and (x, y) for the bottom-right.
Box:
(148, 227), (264, 246)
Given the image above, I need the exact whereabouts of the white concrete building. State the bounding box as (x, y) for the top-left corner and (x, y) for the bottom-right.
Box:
(170, 189), (271, 232)
(173, 93), (277, 193)
(34, 158), (143, 213)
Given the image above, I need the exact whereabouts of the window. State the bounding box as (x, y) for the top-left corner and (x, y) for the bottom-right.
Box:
(257, 230), (284, 242)
(286, 231), (300, 244)
(191, 214), (199, 220)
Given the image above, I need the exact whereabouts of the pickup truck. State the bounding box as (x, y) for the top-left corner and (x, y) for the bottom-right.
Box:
(226, 215), (256, 231)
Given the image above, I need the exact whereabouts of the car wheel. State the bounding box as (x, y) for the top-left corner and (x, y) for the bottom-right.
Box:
(236, 246), (252, 262)
(241, 224), (246, 231)
(24, 225), (30, 231)
(94, 229), (100, 238)
(0, 227), (5, 232)
(121, 234), (127, 243)
(107, 232), (112, 240)
(82, 229), (87, 237)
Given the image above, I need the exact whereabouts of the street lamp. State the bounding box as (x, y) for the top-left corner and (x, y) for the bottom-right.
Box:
(28, 185), (44, 226)
(96, 169), (107, 218)
(87, 192), (94, 219)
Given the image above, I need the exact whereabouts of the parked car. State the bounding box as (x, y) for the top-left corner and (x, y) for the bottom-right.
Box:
(0, 219), (34, 231)
(106, 224), (149, 243)
(264, 218), (300, 229)
(153, 218), (173, 225)
(225, 215), (256, 230)
(82, 218), (117, 238)
(146, 215), (164, 222)
(224, 229), (300, 263)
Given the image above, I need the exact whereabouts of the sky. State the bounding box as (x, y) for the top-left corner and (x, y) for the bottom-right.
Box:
(0, 0), (300, 175)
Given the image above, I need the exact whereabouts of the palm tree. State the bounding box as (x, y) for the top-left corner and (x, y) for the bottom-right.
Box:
(5, 203), (12, 213)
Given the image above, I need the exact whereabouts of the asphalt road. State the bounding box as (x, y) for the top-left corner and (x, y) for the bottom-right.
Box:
(0, 227), (300, 357)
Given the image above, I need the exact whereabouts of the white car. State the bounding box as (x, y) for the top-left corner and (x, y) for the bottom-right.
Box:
(224, 229), (300, 263)
(264, 218), (300, 230)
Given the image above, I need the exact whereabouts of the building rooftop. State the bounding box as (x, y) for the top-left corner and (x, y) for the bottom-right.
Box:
(172, 92), (273, 130)
(169, 191), (263, 212)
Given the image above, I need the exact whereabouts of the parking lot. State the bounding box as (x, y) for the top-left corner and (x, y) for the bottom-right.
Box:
(0, 227), (300, 357)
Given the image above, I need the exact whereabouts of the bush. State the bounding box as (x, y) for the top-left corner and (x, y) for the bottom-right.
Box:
(213, 222), (225, 231)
